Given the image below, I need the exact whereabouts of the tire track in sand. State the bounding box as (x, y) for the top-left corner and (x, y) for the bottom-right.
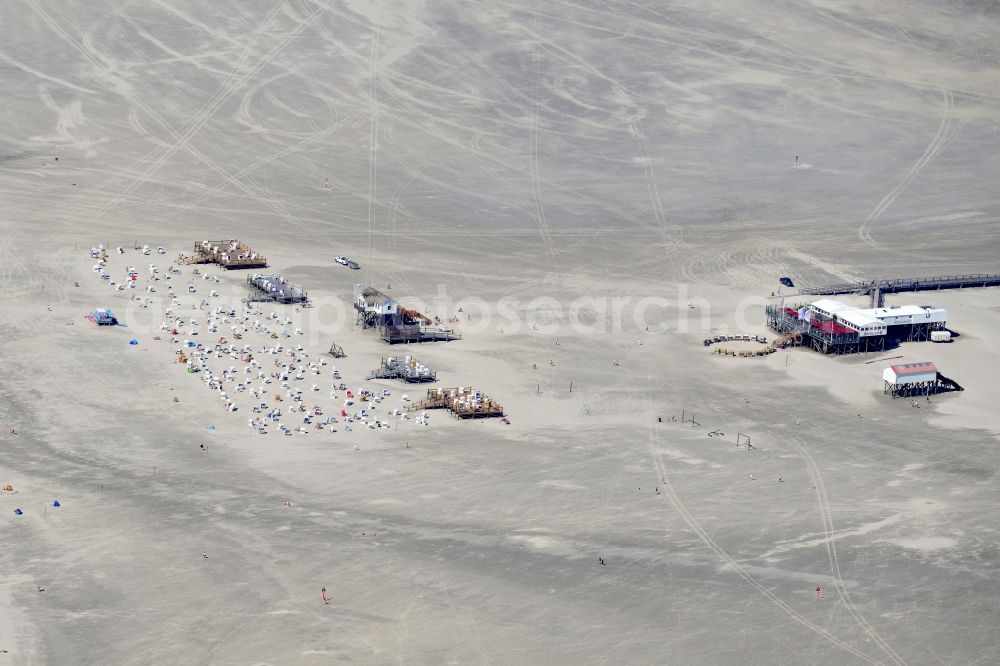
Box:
(27, 0), (305, 227)
(643, 380), (881, 664)
(366, 28), (379, 285)
(529, 51), (558, 267)
(775, 431), (907, 666)
(90, 2), (326, 219)
(858, 88), (954, 250)
(178, 42), (509, 213)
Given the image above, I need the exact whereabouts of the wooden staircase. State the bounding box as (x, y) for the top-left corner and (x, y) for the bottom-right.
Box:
(770, 330), (802, 350)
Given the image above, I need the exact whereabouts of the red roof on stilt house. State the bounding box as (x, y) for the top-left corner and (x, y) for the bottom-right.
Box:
(810, 319), (854, 335)
(889, 362), (938, 376)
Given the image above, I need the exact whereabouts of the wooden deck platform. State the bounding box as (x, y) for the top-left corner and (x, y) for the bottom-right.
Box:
(381, 327), (462, 344)
(181, 240), (267, 270)
(245, 274), (308, 304)
(408, 386), (503, 419)
(367, 356), (437, 383)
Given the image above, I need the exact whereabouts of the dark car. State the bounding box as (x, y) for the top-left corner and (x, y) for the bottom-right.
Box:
(779, 276), (794, 287)
(346, 260), (361, 270)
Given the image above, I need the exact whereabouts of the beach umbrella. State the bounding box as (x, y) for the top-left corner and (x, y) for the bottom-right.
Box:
(52, 500), (60, 507)
(14, 508), (23, 516)
(129, 338), (139, 345)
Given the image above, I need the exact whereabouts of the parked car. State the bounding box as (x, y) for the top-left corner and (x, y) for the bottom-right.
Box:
(335, 256), (348, 266)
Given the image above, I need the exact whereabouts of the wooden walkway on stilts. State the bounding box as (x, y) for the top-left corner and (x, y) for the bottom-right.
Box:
(798, 273), (1000, 307)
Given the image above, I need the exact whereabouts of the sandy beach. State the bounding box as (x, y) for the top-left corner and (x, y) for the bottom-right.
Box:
(2, 1), (1000, 664)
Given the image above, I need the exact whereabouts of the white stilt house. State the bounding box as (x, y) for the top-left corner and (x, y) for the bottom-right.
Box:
(883, 362), (938, 398)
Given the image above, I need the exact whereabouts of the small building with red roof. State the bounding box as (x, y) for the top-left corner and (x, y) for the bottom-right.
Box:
(883, 362), (938, 386)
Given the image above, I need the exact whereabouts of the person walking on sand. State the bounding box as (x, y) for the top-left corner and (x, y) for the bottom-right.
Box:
(816, 586), (821, 599)
(321, 587), (328, 604)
